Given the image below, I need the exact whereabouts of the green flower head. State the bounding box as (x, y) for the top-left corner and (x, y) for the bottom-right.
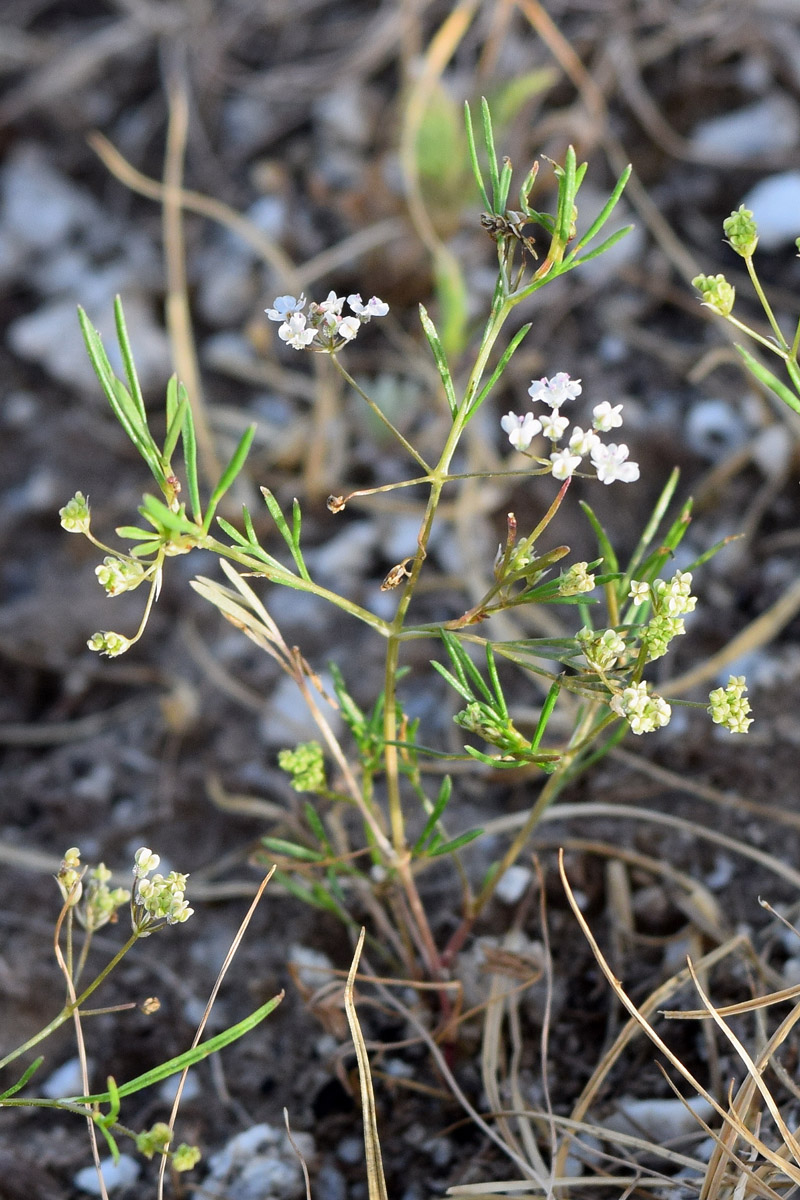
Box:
(723, 205), (758, 258)
(692, 273), (735, 317)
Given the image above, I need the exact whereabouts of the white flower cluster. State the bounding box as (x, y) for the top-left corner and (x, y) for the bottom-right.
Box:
(609, 681), (671, 735)
(501, 373), (639, 484)
(708, 675), (752, 734)
(266, 291), (389, 351)
(131, 847), (193, 934)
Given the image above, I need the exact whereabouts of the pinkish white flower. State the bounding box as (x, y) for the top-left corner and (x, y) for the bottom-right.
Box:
(501, 411), (541, 451)
(590, 441), (640, 484)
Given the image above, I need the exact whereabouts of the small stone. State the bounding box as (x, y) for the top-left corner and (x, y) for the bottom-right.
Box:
(287, 944), (333, 989)
(690, 95), (800, 158)
(740, 171), (800, 250)
(73, 1155), (139, 1194)
(494, 864), (532, 904)
(42, 1056), (87, 1098)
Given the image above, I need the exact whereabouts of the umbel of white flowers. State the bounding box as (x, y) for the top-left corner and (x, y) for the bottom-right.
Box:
(265, 291), (389, 352)
(501, 373), (640, 485)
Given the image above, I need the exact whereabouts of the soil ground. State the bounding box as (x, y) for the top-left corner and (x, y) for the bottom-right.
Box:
(2, 2), (800, 1197)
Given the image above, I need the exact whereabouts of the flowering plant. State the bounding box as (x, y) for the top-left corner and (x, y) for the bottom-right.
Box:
(60, 99), (749, 983)
(0, 847), (281, 1191)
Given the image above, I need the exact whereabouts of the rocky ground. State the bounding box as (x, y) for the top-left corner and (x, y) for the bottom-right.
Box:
(3, 1), (800, 1197)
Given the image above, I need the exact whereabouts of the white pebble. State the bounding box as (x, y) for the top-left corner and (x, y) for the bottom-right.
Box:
(158, 1068), (201, 1104)
(690, 95), (800, 158)
(73, 1155), (139, 1194)
(605, 1095), (712, 1141)
(287, 944), (333, 989)
(494, 864), (533, 904)
(740, 171), (800, 250)
(42, 1056), (88, 1098)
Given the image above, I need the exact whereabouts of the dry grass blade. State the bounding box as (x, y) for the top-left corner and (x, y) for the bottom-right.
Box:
(345, 928), (389, 1200)
(558, 850), (800, 1196)
(157, 866), (278, 1200)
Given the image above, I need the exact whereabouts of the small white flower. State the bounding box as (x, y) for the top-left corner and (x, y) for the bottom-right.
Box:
(549, 447), (582, 480)
(134, 848), (160, 877)
(540, 411), (570, 440)
(278, 313), (318, 350)
(348, 293), (389, 318)
(628, 579), (650, 605)
(529, 372), (582, 407)
(265, 294), (306, 321)
(501, 411), (541, 451)
(316, 291), (345, 314)
(590, 441), (640, 484)
(568, 426), (600, 456)
(337, 315), (361, 342)
(547, 371), (582, 405)
(592, 401), (624, 432)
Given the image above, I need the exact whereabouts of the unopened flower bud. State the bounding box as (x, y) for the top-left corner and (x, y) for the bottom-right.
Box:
(723, 205), (758, 257)
(692, 273), (735, 317)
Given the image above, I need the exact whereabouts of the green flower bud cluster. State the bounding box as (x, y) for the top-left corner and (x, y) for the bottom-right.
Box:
(136, 1123), (201, 1172)
(628, 571), (696, 662)
(723, 205), (759, 258)
(708, 675), (752, 734)
(59, 492), (91, 534)
(278, 742), (327, 793)
(87, 631), (132, 657)
(692, 273), (735, 317)
(56, 848), (130, 930)
(454, 702), (528, 754)
(95, 556), (146, 597)
(131, 848), (193, 935)
(609, 681), (671, 735)
(558, 561), (596, 596)
(577, 626), (626, 672)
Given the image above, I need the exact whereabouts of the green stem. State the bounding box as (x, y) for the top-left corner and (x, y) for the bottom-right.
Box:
(745, 256), (789, 350)
(332, 360), (432, 472)
(0, 932), (139, 1074)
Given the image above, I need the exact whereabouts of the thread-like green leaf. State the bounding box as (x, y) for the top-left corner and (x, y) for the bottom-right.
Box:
(64, 994), (283, 1104)
(418, 305), (457, 416)
(736, 344), (800, 415)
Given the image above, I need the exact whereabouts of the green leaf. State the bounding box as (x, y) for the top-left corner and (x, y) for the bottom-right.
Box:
(489, 68), (557, 128)
(65, 994), (283, 1104)
(418, 305), (457, 417)
(530, 679), (561, 752)
(466, 323), (531, 419)
(181, 387), (201, 522)
(625, 467), (680, 580)
(0, 1057), (43, 1100)
(481, 97), (501, 209)
(430, 660), (474, 706)
(304, 802), (332, 853)
(203, 425), (256, 533)
(427, 828), (483, 857)
(259, 490), (311, 581)
(162, 389), (188, 465)
(114, 295), (146, 423)
(569, 225), (634, 268)
(261, 837), (325, 863)
(464, 101), (491, 211)
(736, 344), (800, 415)
(555, 145), (577, 244)
(566, 164), (632, 260)
(579, 501), (618, 574)
(412, 775), (452, 854)
(433, 251), (469, 360)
